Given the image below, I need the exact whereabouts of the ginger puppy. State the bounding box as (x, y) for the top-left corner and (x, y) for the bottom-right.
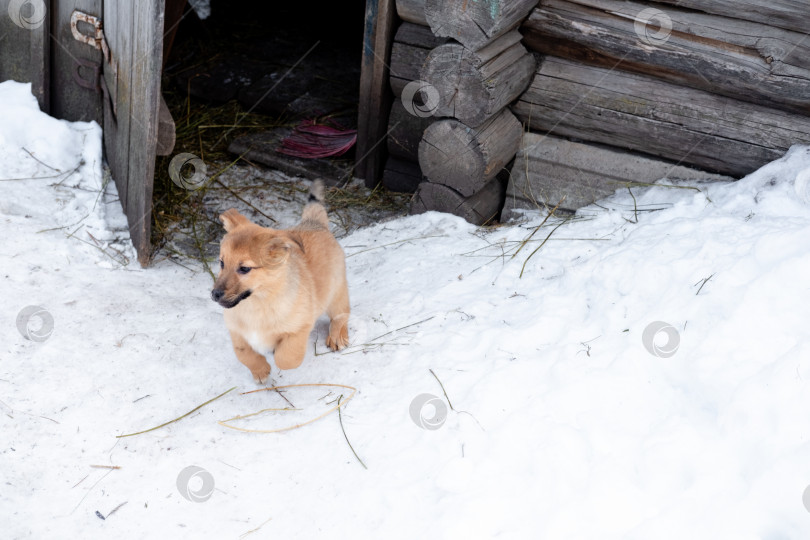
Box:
(211, 181), (349, 383)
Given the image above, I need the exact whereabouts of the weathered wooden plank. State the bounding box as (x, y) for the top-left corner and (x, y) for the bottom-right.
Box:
(654, 0), (809, 35)
(522, 0), (810, 115)
(382, 156), (423, 193)
(101, 0), (164, 266)
(387, 98), (436, 161)
(511, 57), (810, 177)
(102, 0), (132, 213)
(396, 0), (427, 25)
(502, 133), (733, 219)
(125, 0), (164, 266)
(426, 0), (539, 51)
(390, 22), (446, 97)
(356, 0), (397, 187)
(418, 109), (522, 196)
(410, 176), (505, 225)
(51, 0), (104, 123)
(420, 31), (535, 127)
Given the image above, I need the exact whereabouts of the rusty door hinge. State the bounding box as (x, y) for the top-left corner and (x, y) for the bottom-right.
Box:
(70, 10), (118, 118)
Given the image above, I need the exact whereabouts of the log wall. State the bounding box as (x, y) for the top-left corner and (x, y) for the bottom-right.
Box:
(386, 0), (809, 221)
(522, 0), (810, 115)
(512, 57), (810, 177)
(503, 0), (810, 217)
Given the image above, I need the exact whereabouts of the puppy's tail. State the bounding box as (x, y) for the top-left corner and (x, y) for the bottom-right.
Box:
(308, 179), (325, 204)
(301, 179), (329, 229)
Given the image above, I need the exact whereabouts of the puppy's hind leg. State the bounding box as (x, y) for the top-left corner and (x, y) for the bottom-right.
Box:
(326, 280), (350, 351)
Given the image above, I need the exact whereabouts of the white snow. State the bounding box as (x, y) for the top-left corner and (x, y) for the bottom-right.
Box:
(3, 79), (810, 539)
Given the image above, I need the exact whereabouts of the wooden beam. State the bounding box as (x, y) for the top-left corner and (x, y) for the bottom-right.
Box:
(521, 0), (810, 115)
(511, 56), (810, 178)
(126, 0), (165, 266)
(654, 0), (809, 35)
(162, 0), (188, 70)
(356, 0), (397, 187)
(102, 0), (165, 267)
(503, 133), (733, 218)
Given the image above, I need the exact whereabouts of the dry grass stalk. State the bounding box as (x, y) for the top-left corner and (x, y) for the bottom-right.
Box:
(117, 386), (236, 438)
(219, 383), (357, 434)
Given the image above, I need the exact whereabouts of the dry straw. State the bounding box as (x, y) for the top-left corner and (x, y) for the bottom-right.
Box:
(219, 383), (357, 433)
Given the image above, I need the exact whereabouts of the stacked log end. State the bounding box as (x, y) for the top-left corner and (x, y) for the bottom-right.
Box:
(425, 0), (539, 51)
(504, 0), (810, 217)
(420, 31), (535, 127)
(411, 173), (507, 225)
(418, 109), (522, 197)
(390, 0), (538, 225)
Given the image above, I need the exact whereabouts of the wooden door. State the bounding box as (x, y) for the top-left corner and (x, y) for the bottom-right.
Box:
(50, 0), (103, 123)
(1, 0), (164, 266)
(101, 0), (165, 266)
(0, 0), (50, 112)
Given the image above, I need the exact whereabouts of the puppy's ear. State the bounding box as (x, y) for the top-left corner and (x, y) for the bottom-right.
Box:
(219, 209), (250, 232)
(261, 236), (292, 266)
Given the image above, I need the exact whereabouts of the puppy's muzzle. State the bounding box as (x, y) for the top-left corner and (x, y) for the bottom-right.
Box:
(211, 288), (252, 308)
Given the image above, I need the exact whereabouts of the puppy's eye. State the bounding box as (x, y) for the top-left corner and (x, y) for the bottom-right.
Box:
(219, 259), (224, 269)
(237, 266), (251, 275)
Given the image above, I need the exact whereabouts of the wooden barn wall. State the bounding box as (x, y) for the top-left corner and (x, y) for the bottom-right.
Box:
(386, 0), (810, 219)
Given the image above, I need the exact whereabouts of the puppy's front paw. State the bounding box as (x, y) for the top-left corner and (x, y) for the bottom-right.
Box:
(251, 364), (271, 384)
(326, 325), (349, 351)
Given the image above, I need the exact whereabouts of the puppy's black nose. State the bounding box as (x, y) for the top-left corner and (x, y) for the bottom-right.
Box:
(211, 289), (224, 302)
